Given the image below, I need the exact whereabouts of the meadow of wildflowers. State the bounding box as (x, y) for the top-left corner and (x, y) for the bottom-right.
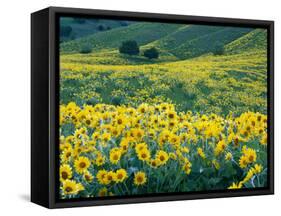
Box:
(59, 19), (268, 199)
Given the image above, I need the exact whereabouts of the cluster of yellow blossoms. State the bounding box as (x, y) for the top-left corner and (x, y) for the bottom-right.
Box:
(59, 102), (267, 198)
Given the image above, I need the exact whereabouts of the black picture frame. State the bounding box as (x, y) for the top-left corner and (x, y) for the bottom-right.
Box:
(31, 6), (274, 209)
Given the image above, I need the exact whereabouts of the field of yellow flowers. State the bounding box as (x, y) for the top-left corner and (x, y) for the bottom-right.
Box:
(60, 50), (267, 116)
(58, 20), (268, 199)
(59, 101), (267, 198)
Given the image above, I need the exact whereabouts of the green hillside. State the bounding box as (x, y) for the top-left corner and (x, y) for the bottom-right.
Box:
(225, 29), (267, 54)
(168, 26), (253, 59)
(60, 22), (183, 53)
(60, 24), (267, 66)
(144, 25), (226, 51)
(61, 22), (256, 61)
(60, 49), (178, 66)
(60, 17), (134, 42)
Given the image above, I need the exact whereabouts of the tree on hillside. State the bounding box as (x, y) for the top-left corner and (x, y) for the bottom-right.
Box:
(120, 21), (129, 26)
(144, 47), (159, 59)
(119, 40), (140, 55)
(213, 43), (225, 55)
(79, 44), (92, 54)
(97, 25), (106, 31)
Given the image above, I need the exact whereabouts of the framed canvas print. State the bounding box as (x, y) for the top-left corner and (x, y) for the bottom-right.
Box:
(31, 6), (274, 208)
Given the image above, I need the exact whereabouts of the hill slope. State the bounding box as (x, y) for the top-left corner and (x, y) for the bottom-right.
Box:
(225, 29), (267, 54)
(60, 22), (183, 53)
(144, 25), (227, 51)
(61, 22), (262, 62)
(166, 26), (253, 59)
(60, 17), (134, 42)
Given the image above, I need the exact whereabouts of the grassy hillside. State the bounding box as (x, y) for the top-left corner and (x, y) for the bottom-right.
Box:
(143, 25), (222, 50)
(60, 50), (178, 66)
(60, 17), (134, 42)
(168, 26), (253, 59)
(60, 22), (183, 53)
(225, 29), (267, 54)
(61, 22), (255, 61)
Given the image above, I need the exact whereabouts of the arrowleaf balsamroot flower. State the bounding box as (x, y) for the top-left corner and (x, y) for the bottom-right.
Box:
(134, 171), (147, 186)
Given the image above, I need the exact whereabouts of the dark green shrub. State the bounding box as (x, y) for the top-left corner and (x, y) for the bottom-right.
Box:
(175, 81), (183, 89)
(97, 25), (105, 31)
(86, 97), (100, 106)
(79, 44), (92, 54)
(111, 96), (124, 105)
(120, 21), (129, 26)
(119, 40), (139, 55)
(95, 86), (103, 93)
(143, 47), (159, 59)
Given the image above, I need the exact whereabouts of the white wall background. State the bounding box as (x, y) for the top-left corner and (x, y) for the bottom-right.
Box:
(0, 0), (279, 214)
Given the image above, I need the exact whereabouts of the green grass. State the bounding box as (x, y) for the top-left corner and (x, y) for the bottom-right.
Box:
(168, 26), (253, 59)
(225, 29), (267, 54)
(60, 22), (183, 53)
(144, 25), (227, 53)
(60, 17), (134, 41)
(61, 22), (255, 61)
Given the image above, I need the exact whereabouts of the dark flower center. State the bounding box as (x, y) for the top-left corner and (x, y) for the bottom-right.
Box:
(61, 171), (68, 179)
(79, 162), (86, 168)
(137, 176), (143, 182)
(65, 186), (73, 192)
